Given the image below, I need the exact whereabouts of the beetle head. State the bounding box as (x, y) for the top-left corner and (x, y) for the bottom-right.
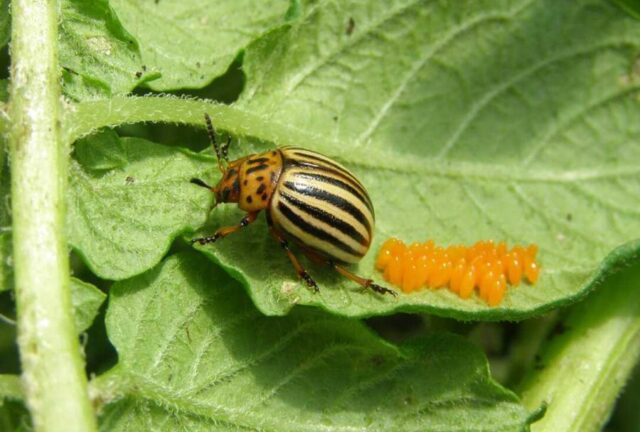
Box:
(211, 158), (245, 204)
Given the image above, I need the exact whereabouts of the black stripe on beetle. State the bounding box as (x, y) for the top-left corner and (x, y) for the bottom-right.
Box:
(279, 191), (368, 246)
(284, 159), (368, 201)
(289, 171), (373, 213)
(248, 157), (270, 165)
(246, 164), (269, 175)
(276, 201), (362, 257)
(289, 150), (367, 191)
(282, 181), (372, 232)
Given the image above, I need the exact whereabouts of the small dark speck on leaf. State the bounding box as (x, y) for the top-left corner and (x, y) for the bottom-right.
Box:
(370, 355), (385, 368)
(534, 354), (545, 370)
(125, 176), (135, 184)
(196, 62), (201, 68)
(135, 71), (142, 78)
(552, 321), (568, 336)
(142, 65), (147, 71)
(333, 116), (338, 122)
(566, 213), (572, 222)
(346, 17), (355, 35)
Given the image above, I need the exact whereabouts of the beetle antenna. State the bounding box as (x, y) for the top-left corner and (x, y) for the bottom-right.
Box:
(204, 113), (226, 173)
(221, 135), (231, 162)
(190, 178), (213, 189)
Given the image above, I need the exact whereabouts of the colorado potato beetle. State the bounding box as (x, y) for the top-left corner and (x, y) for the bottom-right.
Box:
(190, 114), (396, 296)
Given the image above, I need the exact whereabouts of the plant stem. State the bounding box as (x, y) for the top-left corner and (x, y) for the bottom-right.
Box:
(8, 1), (96, 431)
(519, 261), (640, 432)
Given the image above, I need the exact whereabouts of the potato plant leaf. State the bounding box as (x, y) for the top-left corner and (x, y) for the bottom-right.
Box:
(59, 0), (150, 100)
(74, 128), (128, 171)
(610, 0), (640, 19)
(70, 277), (106, 333)
(99, 251), (533, 431)
(197, 0), (640, 318)
(109, 0), (294, 91)
(0, 232), (10, 293)
(0, 0), (9, 49)
(66, 0), (640, 321)
(67, 135), (212, 280)
(0, 80), (7, 102)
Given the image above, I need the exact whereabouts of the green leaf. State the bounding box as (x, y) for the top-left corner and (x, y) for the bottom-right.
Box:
(70, 277), (106, 333)
(98, 251), (533, 431)
(607, 363), (640, 432)
(0, 375), (22, 403)
(109, 0), (293, 91)
(67, 136), (212, 280)
(197, 0), (640, 318)
(0, 0), (8, 49)
(0, 375), (29, 432)
(520, 260), (640, 432)
(66, 0), (640, 321)
(0, 233), (11, 293)
(0, 79), (8, 102)
(0, 400), (30, 432)
(610, 0), (640, 19)
(74, 129), (128, 171)
(59, 0), (150, 100)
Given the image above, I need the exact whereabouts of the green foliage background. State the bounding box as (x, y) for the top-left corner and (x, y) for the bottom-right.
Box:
(1, 0), (640, 431)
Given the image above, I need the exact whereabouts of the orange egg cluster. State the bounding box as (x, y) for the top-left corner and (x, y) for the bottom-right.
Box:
(375, 238), (540, 306)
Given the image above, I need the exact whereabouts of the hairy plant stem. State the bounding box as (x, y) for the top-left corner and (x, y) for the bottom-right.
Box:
(8, 0), (96, 430)
(519, 263), (640, 432)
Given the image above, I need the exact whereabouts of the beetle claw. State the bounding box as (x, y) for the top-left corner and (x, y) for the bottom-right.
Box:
(369, 283), (398, 297)
(191, 234), (221, 245)
(300, 271), (319, 292)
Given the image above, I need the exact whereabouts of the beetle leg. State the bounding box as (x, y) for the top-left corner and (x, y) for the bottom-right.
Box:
(330, 262), (397, 296)
(268, 226), (319, 292)
(298, 247), (396, 296)
(191, 211), (259, 245)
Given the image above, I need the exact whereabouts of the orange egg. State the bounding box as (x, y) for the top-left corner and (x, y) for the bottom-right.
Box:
(401, 256), (418, 292)
(385, 254), (404, 286)
(430, 256), (452, 288)
(414, 257), (430, 290)
(479, 271), (497, 302)
(497, 241), (507, 257)
(507, 254), (522, 285)
(459, 265), (476, 299)
(524, 258), (540, 284)
(488, 274), (507, 306)
(449, 259), (466, 294)
(376, 246), (393, 270)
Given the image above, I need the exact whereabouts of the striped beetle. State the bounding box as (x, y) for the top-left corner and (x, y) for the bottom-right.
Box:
(190, 114), (396, 296)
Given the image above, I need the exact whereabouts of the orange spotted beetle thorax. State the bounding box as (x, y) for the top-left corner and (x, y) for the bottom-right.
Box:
(229, 150), (284, 212)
